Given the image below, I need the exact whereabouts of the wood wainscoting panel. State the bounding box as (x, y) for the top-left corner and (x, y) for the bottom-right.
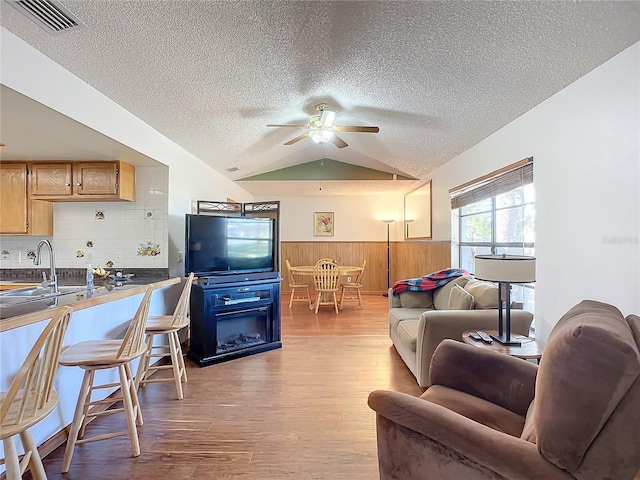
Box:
(282, 241), (451, 293)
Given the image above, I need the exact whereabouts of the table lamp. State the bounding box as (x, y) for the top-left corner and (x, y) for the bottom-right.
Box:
(474, 254), (536, 346)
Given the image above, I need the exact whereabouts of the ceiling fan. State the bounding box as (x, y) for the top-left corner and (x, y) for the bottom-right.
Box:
(267, 103), (379, 149)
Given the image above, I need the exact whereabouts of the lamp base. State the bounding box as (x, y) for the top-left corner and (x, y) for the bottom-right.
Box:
(490, 333), (522, 347)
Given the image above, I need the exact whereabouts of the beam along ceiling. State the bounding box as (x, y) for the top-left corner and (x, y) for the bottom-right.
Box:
(0, 1), (638, 196)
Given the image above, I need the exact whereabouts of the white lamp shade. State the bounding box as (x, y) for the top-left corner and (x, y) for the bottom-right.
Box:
(474, 254), (536, 283)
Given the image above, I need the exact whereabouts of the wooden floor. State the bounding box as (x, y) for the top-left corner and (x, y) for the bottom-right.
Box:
(28, 294), (421, 480)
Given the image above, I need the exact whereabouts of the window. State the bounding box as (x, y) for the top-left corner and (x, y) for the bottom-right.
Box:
(450, 158), (535, 315)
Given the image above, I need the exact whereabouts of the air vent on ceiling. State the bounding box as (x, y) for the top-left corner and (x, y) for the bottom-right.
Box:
(7, 0), (85, 35)
(225, 167), (240, 172)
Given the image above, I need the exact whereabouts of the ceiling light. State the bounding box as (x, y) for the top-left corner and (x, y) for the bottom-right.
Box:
(310, 129), (334, 145)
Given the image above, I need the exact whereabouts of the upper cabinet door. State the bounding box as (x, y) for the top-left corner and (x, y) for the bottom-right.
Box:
(74, 162), (118, 195)
(0, 163), (28, 234)
(30, 163), (73, 196)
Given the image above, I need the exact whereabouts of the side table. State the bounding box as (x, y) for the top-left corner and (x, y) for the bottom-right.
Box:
(462, 330), (543, 363)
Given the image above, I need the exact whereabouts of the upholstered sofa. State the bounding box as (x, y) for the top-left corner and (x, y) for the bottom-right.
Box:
(370, 300), (640, 479)
(388, 275), (533, 387)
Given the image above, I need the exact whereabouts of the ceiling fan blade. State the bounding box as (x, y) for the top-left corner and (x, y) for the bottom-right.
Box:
(331, 134), (348, 149)
(284, 133), (310, 145)
(334, 125), (379, 133)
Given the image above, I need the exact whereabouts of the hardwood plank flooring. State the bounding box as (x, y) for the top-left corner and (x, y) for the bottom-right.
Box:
(28, 294), (421, 480)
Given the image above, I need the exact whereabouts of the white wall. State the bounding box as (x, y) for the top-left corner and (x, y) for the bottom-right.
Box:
(426, 42), (640, 342)
(256, 194), (405, 241)
(0, 28), (253, 278)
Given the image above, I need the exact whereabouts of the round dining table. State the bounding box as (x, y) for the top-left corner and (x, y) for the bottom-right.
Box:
(288, 265), (363, 310)
(289, 265), (363, 276)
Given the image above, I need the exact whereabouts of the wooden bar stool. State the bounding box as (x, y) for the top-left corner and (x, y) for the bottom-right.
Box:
(135, 273), (194, 400)
(1, 306), (72, 480)
(58, 285), (154, 474)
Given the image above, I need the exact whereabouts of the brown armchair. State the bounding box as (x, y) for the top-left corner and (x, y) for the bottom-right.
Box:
(368, 300), (640, 480)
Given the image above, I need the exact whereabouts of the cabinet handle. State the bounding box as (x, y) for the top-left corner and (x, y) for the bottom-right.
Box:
(65, 183), (71, 186)
(76, 182), (82, 186)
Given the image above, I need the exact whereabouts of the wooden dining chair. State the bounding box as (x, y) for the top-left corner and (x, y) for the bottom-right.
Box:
(59, 285), (154, 474)
(135, 273), (195, 400)
(1, 306), (72, 480)
(285, 260), (312, 309)
(339, 259), (366, 308)
(312, 259), (341, 314)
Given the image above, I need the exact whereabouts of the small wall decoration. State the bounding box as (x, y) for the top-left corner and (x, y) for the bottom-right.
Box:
(314, 212), (334, 236)
(95, 210), (105, 220)
(137, 242), (161, 256)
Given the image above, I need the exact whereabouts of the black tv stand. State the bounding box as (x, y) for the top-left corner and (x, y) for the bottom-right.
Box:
(188, 276), (282, 367)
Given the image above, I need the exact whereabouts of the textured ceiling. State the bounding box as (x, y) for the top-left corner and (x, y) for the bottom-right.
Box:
(1, 0), (639, 196)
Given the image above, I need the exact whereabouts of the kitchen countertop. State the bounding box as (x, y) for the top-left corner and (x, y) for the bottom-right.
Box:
(0, 274), (180, 330)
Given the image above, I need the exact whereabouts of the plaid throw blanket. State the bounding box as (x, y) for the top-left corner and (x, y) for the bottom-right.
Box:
(392, 268), (470, 295)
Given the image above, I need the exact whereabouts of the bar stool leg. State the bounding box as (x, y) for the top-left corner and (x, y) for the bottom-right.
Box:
(168, 331), (185, 399)
(124, 362), (143, 426)
(3, 437), (21, 480)
(176, 330), (188, 383)
(77, 370), (96, 440)
(20, 430), (46, 480)
(118, 364), (141, 457)
(62, 369), (93, 473)
(134, 335), (153, 392)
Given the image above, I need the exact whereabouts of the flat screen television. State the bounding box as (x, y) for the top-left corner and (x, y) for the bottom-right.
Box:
(185, 214), (275, 277)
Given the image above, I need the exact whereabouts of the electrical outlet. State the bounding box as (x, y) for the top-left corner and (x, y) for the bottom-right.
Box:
(177, 251), (184, 263)
(114, 251), (122, 263)
(347, 276), (352, 282)
(12, 251), (21, 263)
(86, 252), (94, 263)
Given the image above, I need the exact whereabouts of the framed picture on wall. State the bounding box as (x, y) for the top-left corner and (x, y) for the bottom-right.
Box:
(314, 212), (334, 236)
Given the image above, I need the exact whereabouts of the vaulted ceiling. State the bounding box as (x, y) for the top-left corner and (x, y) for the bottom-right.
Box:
(1, 1), (638, 196)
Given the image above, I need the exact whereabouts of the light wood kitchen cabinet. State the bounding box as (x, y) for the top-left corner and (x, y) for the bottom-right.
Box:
(29, 161), (135, 201)
(0, 163), (53, 236)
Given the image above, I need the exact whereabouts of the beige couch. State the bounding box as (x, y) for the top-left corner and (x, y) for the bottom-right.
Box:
(388, 275), (533, 387)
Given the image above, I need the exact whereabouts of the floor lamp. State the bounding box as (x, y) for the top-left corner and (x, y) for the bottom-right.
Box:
(381, 219), (395, 297)
(474, 254), (536, 346)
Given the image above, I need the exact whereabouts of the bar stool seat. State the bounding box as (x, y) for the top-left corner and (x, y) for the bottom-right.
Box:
(59, 285), (154, 474)
(1, 306), (72, 480)
(135, 273), (195, 400)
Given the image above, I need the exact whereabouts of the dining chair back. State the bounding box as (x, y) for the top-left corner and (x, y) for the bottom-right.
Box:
(1, 306), (72, 480)
(285, 260), (312, 309)
(339, 259), (367, 308)
(313, 259), (341, 314)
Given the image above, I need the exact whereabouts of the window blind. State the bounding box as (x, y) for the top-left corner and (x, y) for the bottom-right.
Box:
(450, 159), (533, 210)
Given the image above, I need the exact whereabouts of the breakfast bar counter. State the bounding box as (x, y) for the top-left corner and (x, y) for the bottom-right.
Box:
(0, 275), (180, 329)
(0, 275), (182, 467)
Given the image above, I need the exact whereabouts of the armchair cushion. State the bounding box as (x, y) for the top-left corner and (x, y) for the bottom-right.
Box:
(534, 300), (640, 472)
(421, 385), (525, 436)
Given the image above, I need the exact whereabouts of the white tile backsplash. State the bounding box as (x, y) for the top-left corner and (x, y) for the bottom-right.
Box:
(0, 166), (169, 270)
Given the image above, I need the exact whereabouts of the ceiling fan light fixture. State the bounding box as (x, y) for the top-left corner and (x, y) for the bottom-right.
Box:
(319, 110), (337, 127)
(310, 129), (334, 145)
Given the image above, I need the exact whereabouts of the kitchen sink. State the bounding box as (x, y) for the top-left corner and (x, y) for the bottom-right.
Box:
(0, 286), (87, 304)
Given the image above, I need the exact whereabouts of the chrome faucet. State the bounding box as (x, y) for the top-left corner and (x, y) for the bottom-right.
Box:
(34, 239), (58, 293)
